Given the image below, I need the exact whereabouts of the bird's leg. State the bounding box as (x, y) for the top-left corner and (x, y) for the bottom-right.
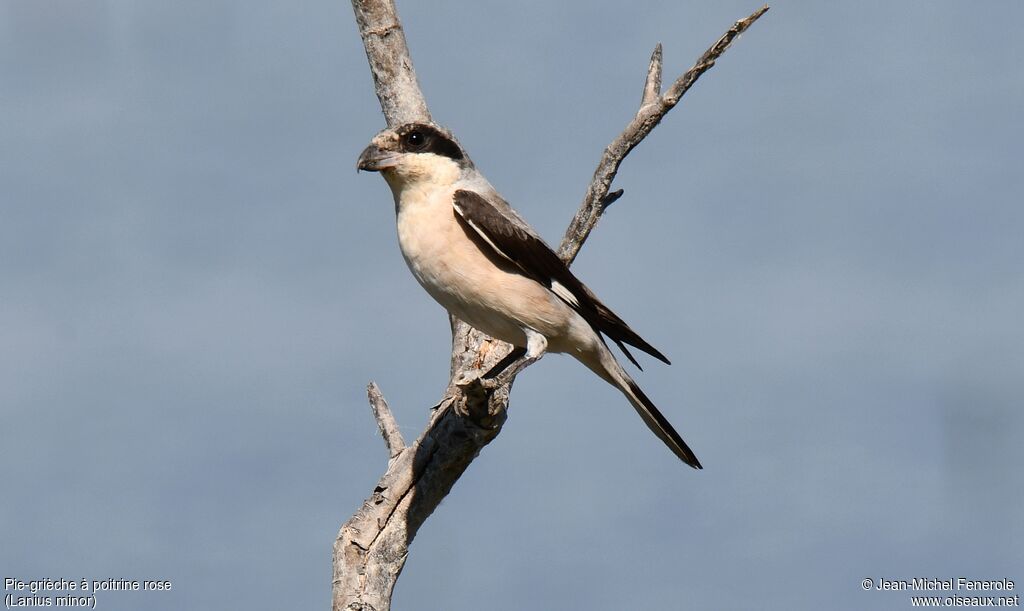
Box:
(452, 331), (547, 423)
(454, 330), (548, 398)
(482, 346), (527, 380)
(524, 329), (548, 360)
(478, 330), (546, 390)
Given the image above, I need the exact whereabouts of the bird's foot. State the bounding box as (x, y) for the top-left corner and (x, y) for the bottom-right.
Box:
(481, 346), (527, 381)
(451, 331), (548, 420)
(452, 371), (488, 419)
(452, 372), (506, 429)
(453, 370), (484, 391)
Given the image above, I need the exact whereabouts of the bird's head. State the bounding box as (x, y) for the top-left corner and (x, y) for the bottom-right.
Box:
(357, 123), (472, 191)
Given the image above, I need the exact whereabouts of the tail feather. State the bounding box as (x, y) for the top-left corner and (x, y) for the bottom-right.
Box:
(622, 376), (702, 469)
(582, 343), (702, 469)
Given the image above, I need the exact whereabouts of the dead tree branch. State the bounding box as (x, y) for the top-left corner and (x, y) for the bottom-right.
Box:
(558, 5), (769, 264)
(334, 3), (768, 610)
(350, 0), (430, 126)
(367, 382), (405, 459)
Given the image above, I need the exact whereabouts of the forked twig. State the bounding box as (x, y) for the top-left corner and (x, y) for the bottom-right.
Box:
(558, 5), (770, 264)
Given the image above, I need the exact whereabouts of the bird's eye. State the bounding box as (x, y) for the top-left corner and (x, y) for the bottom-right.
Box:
(405, 130), (425, 149)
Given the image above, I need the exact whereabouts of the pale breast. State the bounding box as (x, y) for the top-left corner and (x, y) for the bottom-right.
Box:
(395, 186), (463, 296)
(394, 189), (575, 346)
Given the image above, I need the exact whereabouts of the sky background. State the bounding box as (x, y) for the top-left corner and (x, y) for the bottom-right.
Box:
(3, 1), (1022, 609)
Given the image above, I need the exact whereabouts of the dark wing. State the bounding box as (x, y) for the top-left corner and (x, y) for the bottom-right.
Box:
(452, 189), (669, 365)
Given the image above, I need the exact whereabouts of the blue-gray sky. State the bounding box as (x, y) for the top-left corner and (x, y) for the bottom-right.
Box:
(2, 1), (1022, 609)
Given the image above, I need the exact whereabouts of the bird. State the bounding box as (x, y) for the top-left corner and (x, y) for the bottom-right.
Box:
(356, 122), (702, 469)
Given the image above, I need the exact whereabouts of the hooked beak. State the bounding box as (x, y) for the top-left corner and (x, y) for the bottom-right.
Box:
(356, 144), (400, 172)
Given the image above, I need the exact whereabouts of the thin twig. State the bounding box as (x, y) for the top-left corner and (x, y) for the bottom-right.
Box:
(663, 5), (770, 106)
(601, 188), (625, 210)
(640, 43), (663, 110)
(367, 382), (405, 458)
(558, 5), (769, 265)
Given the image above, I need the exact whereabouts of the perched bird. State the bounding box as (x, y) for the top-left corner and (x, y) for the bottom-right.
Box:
(357, 122), (701, 468)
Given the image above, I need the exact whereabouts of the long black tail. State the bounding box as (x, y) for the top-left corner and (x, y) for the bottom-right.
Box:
(622, 377), (702, 469)
(582, 343), (702, 469)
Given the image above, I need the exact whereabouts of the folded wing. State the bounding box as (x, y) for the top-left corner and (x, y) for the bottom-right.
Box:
(452, 189), (669, 366)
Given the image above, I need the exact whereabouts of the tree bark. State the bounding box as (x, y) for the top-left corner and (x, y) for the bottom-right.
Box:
(334, 3), (769, 610)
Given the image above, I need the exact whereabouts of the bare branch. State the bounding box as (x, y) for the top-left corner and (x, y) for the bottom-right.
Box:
(351, 0), (431, 126)
(558, 5), (769, 265)
(663, 5), (770, 106)
(601, 188), (625, 210)
(367, 382), (405, 458)
(640, 43), (663, 110)
(333, 383), (505, 611)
